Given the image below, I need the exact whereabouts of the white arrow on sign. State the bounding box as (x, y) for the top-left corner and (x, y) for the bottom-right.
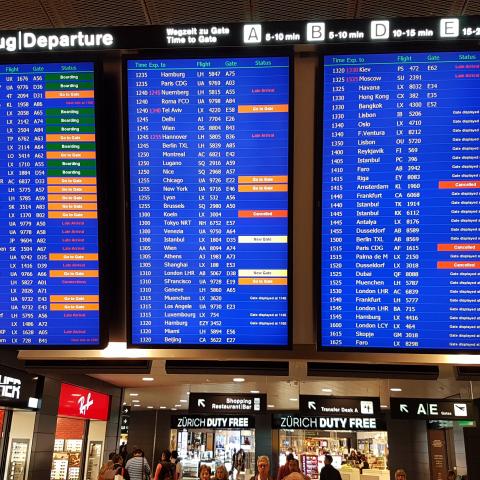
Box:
(308, 401), (316, 410)
(400, 404), (409, 413)
(198, 398), (206, 408)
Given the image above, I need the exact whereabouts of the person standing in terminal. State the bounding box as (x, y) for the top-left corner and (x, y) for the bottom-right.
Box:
(126, 448), (151, 480)
(394, 469), (407, 480)
(154, 449), (176, 480)
(283, 459), (308, 480)
(319, 455), (341, 480)
(199, 465), (212, 480)
(250, 456), (273, 480)
(171, 450), (183, 480)
(214, 465), (230, 480)
(277, 453), (294, 480)
(235, 448), (246, 476)
(119, 443), (128, 463)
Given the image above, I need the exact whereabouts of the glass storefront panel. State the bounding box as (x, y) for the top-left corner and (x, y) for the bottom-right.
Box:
(174, 428), (256, 479)
(51, 417), (86, 480)
(278, 429), (388, 479)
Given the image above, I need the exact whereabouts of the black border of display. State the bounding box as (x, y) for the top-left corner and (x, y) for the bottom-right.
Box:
(0, 54), (108, 349)
(315, 40), (480, 353)
(123, 48), (294, 349)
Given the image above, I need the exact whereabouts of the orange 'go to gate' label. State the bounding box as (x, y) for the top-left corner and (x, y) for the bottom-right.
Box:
(238, 104), (288, 113)
(238, 278), (288, 285)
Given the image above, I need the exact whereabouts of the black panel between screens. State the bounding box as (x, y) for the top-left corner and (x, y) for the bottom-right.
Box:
(0, 53), (109, 349)
(315, 40), (480, 354)
(123, 47), (294, 349)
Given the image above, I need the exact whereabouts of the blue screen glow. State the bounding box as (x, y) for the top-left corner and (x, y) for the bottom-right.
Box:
(321, 51), (480, 351)
(128, 56), (290, 347)
(0, 62), (100, 346)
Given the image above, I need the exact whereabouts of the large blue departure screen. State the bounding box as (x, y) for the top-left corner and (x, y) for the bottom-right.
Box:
(128, 57), (290, 347)
(0, 62), (100, 346)
(321, 51), (480, 351)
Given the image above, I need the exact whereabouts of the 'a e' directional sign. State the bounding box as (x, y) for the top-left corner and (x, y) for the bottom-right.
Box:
(299, 396), (380, 417)
(390, 398), (477, 420)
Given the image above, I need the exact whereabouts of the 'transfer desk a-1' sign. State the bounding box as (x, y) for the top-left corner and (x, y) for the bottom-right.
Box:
(4, 17), (480, 53)
(299, 396), (380, 416)
(390, 398), (477, 420)
(189, 393), (266, 414)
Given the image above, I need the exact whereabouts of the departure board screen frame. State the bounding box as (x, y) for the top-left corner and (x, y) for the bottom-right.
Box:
(0, 54), (108, 349)
(124, 49), (294, 349)
(316, 42), (480, 354)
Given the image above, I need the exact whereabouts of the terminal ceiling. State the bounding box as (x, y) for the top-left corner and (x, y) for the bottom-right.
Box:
(89, 360), (480, 411)
(1, 0), (479, 30)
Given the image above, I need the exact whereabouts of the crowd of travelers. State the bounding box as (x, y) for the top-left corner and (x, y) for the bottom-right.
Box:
(98, 443), (470, 480)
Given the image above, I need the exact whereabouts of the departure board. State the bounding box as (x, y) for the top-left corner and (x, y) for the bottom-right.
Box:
(127, 56), (290, 347)
(321, 51), (480, 351)
(0, 62), (100, 346)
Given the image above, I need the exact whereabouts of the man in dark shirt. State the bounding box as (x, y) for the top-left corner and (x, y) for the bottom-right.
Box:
(320, 455), (341, 480)
(277, 453), (295, 480)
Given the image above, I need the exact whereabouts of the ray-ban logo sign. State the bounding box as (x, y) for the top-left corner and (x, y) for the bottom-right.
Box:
(58, 384), (110, 421)
(78, 392), (94, 416)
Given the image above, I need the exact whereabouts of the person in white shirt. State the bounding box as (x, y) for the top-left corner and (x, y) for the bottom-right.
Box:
(171, 450), (183, 480)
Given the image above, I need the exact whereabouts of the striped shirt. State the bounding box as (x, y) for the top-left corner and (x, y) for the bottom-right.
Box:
(126, 456), (151, 480)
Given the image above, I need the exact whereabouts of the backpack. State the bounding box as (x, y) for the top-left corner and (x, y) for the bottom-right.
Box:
(99, 461), (114, 480)
(158, 461), (175, 480)
(104, 465), (124, 480)
(103, 467), (117, 480)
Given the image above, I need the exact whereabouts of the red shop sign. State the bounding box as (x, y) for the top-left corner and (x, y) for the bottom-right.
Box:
(58, 383), (110, 421)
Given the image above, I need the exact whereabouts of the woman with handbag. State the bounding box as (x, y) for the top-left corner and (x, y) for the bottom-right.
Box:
(126, 448), (151, 480)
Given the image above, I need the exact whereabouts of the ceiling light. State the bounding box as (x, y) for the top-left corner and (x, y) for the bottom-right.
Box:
(123, 402), (127, 405)
(142, 377), (154, 382)
(133, 404), (141, 407)
(233, 377), (245, 383)
(102, 341), (149, 359)
(147, 406), (154, 409)
(250, 390), (260, 394)
(390, 388), (402, 392)
(160, 406), (167, 409)
(289, 398), (298, 402)
(187, 392), (190, 395)
(132, 400), (140, 403)
(171, 408), (177, 411)
(322, 388), (333, 393)
(175, 404), (182, 407)
(180, 399), (187, 403)
(381, 405), (388, 408)
(129, 393), (139, 397)
(267, 404), (275, 408)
